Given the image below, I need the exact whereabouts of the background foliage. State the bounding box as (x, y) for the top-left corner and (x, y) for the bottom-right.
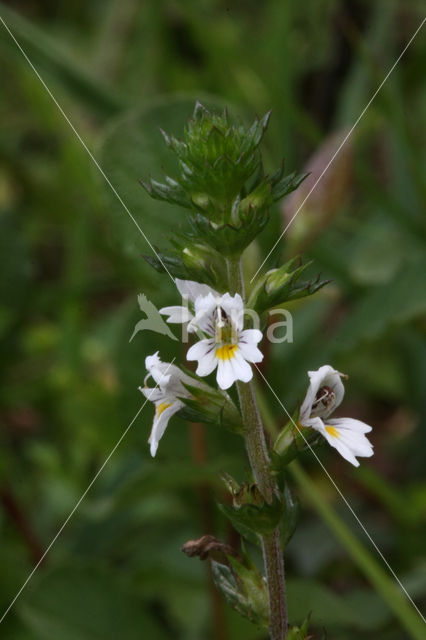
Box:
(0, 1), (425, 638)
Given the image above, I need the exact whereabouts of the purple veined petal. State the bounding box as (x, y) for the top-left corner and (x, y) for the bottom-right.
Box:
(239, 328), (263, 344)
(192, 293), (218, 336)
(238, 339), (263, 363)
(187, 338), (217, 377)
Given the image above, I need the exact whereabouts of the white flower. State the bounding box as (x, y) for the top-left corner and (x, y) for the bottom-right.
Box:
(139, 352), (195, 457)
(159, 278), (217, 329)
(299, 365), (374, 467)
(186, 291), (263, 390)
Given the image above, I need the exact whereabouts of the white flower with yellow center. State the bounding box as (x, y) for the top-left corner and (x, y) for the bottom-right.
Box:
(139, 352), (195, 457)
(186, 292), (263, 390)
(299, 365), (374, 467)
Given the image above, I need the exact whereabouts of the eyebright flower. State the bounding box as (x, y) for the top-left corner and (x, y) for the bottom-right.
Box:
(299, 365), (374, 467)
(186, 291), (263, 390)
(159, 278), (217, 328)
(139, 352), (197, 457)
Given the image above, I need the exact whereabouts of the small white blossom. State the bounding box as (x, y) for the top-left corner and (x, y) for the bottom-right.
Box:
(186, 291), (263, 390)
(159, 278), (217, 329)
(139, 352), (196, 457)
(299, 365), (374, 467)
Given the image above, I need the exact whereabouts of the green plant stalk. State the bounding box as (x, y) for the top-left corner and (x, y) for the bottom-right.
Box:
(290, 460), (425, 640)
(226, 256), (288, 640)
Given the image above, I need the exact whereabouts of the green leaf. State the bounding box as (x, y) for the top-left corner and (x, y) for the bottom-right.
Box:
(280, 484), (300, 548)
(219, 495), (283, 537)
(211, 559), (269, 628)
(18, 564), (168, 640)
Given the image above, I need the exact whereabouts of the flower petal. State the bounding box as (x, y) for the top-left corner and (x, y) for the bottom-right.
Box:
(232, 350), (253, 383)
(327, 419), (374, 457)
(328, 417), (372, 434)
(144, 353), (195, 396)
(159, 305), (193, 324)
(239, 328), (263, 344)
(192, 293), (218, 335)
(145, 351), (161, 371)
(325, 435), (360, 467)
(216, 357), (236, 390)
(309, 417), (373, 466)
(238, 330), (264, 363)
(139, 386), (163, 403)
(175, 279), (217, 303)
(300, 364), (345, 422)
(187, 338), (217, 377)
(220, 293), (244, 331)
(149, 400), (182, 457)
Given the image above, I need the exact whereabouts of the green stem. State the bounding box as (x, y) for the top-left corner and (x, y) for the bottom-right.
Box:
(290, 461), (426, 640)
(227, 257), (288, 640)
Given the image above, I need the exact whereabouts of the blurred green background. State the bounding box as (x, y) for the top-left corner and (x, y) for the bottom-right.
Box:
(0, 1), (425, 638)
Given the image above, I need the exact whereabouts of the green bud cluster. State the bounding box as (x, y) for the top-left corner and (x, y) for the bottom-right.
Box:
(141, 102), (309, 285)
(144, 101), (269, 219)
(164, 102), (268, 212)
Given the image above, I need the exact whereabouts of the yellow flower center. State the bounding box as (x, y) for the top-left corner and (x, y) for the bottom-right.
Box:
(156, 402), (172, 416)
(216, 344), (238, 360)
(325, 425), (339, 438)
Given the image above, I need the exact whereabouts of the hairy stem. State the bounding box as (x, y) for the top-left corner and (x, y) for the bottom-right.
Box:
(226, 257), (288, 640)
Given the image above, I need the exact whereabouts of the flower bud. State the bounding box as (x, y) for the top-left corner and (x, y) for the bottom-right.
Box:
(142, 102), (271, 224)
(178, 378), (242, 434)
(272, 418), (322, 469)
(143, 238), (227, 291)
(285, 616), (312, 640)
(248, 256), (329, 315)
(211, 556), (269, 629)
